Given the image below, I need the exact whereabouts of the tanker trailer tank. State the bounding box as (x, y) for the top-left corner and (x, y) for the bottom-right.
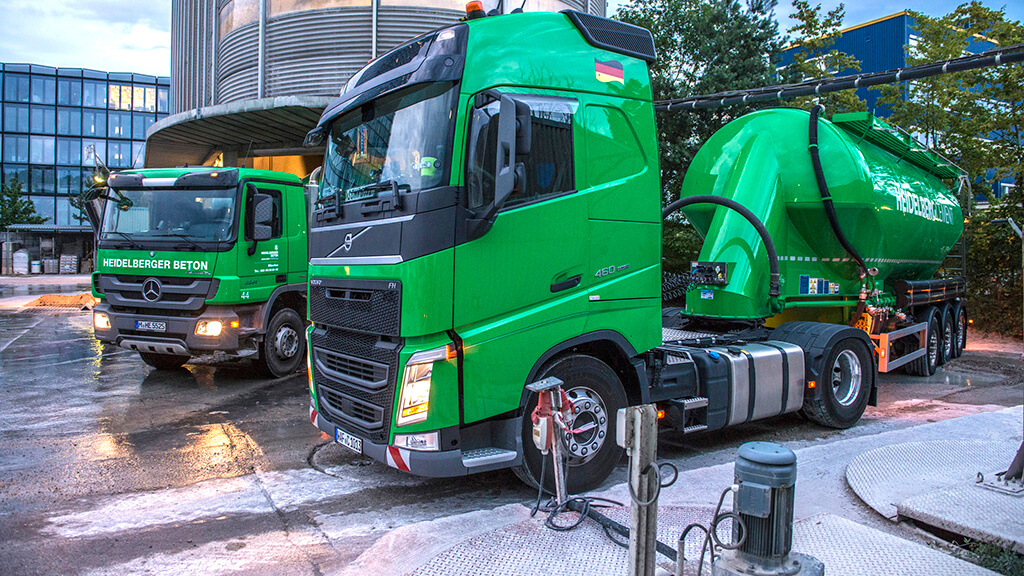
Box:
(674, 107), (966, 375)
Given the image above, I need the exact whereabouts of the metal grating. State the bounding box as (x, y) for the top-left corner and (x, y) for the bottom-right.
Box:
(309, 281), (401, 336)
(312, 326), (401, 444)
(314, 346), (389, 390)
(831, 112), (963, 180)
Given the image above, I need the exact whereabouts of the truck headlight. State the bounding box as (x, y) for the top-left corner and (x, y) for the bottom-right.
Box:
(93, 312), (110, 330)
(195, 320), (223, 337)
(396, 345), (453, 427)
(394, 431), (439, 451)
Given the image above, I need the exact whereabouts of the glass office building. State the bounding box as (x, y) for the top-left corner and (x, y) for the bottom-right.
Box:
(1, 63), (170, 230)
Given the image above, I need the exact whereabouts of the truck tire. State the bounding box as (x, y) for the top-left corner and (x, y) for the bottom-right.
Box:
(906, 312), (940, 377)
(139, 352), (190, 370)
(513, 354), (627, 494)
(802, 338), (872, 429)
(938, 306), (955, 365)
(953, 304), (967, 358)
(256, 308), (305, 378)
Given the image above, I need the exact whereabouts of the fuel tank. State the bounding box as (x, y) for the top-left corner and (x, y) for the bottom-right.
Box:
(678, 108), (963, 319)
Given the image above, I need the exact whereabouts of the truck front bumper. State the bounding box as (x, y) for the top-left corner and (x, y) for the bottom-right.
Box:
(309, 400), (522, 478)
(93, 303), (250, 355)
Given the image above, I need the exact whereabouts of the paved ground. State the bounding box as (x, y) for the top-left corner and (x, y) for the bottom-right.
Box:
(0, 301), (1021, 575)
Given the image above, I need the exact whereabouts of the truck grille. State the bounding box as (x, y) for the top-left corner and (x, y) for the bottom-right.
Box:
(96, 274), (216, 312)
(309, 278), (401, 336)
(312, 326), (402, 444)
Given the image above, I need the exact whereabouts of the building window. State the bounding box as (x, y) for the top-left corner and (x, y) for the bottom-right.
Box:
(82, 138), (106, 167)
(108, 83), (133, 111)
(30, 106), (56, 134)
(4, 103), (29, 132)
(132, 113), (155, 140)
(107, 140), (132, 168)
(57, 168), (83, 195)
(57, 138), (82, 165)
(3, 164), (29, 186)
(3, 135), (29, 163)
(108, 111), (132, 138)
(82, 109), (106, 137)
(27, 195), (54, 223)
(30, 136), (56, 164)
(4, 74), (30, 103)
(132, 141), (146, 168)
(157, 86), (169, 113)
(57, 79), (83, 106)
(57, 107), (82, 136)
(82, 80), (107, 108)
(31, 76), (57, 105)
(30, 166), (56, 195)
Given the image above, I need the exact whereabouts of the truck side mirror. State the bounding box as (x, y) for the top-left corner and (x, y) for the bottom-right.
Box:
(493, 94), (531, 210)
(253, 193), (274, 241)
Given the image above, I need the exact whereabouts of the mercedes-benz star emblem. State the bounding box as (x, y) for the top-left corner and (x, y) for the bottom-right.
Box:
(142, 278), (162, 302)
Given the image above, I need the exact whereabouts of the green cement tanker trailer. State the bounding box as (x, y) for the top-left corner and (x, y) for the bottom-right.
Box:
(302, 10), (998, 491)
(673, 107), (967, 380)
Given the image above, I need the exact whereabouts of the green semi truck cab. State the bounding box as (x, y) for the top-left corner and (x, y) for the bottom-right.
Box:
(305, 10), (966, 491)
(90, 167), (309, 377)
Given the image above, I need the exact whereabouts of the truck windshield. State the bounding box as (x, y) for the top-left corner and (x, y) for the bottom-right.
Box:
(100, 187), (237, 243)
(320, 83), (457, 205)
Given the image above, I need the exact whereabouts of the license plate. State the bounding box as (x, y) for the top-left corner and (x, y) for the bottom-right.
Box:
(135, 321), (166, 332)
(336, 428), (363, 454)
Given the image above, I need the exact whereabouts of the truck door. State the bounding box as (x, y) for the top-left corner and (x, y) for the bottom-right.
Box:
(238, 182), (289, 302)
(453, 92), (587, 421)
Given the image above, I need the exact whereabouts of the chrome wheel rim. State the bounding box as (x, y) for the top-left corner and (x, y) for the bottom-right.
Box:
(928, 327), (939, 366)
(275, 326), (299, 359)
(562, 386), (609, 466)
(943, 318), (954, 359)
(832, 349), (862, 407)
(957, 312), (967, 351)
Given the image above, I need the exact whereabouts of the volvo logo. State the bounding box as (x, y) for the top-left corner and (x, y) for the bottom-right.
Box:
(342, 227), (371, 252)
(142, 278), (162, 302)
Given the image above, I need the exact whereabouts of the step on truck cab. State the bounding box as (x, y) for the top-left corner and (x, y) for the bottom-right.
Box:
(90, 167), (309, 377)
(304, 9), (964, 492)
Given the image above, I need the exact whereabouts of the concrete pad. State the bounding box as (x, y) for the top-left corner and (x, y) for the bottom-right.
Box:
(794, 513), (999, 576)
(847, 439), (1020, 520)
(899, 481), (1024, 554)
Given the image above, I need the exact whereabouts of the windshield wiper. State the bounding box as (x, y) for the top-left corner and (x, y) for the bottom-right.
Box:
(153, 232), (204, 251)
(106, 231), (142, 249)
(351, 180), (411, 213)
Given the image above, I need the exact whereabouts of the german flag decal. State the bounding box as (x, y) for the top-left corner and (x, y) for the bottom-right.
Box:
(595, 59), (624, 84)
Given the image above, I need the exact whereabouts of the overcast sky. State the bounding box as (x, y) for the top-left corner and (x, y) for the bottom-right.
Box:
(0, 0), (1019, 78)
(0, 0), (171, 76)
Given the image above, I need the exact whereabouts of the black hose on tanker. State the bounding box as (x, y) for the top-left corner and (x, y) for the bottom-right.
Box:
(808, 105), (875, 325)
(662, 195), (781, 302)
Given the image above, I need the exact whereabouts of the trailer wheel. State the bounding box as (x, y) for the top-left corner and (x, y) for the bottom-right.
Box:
(938, 306), (955, 366)
(256, 308), (306, 378)
(139, 352), (190, 370)
(953, 304), (967, 358)
(906, 312), (940, 377)
(513, 354), (627, 494)
(802, 338), (872, 429)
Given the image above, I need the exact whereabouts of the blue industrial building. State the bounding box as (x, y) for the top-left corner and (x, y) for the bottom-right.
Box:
(779, 11), (1011, 204)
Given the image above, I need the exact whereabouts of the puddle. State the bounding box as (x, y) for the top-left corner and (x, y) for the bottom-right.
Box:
(0, 283), (92, 297)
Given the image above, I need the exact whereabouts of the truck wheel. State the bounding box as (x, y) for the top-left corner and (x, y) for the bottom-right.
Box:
(802, 338), (872, 429)
(906, 312), (940, 377)
(139, 352), (190, 370)
(938, 306), (955, 365)
(513, 354), (627, 494)
(256, 308), (305, 378)
(953, 304), (967, 358)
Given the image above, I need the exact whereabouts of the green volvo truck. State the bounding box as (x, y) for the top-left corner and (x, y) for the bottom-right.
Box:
(303, 10), (968, 491)
(89, 167), (309, 377)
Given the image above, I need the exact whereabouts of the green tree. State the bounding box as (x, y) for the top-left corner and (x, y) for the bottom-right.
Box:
(617, 0), (784, 272)
(783, 0), (866, 114)
(873, 2), (1024, 337)
(0, 178), (47, 232)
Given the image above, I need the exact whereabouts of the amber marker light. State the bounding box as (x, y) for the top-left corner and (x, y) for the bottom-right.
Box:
(445, 343), (459, 360)
(230, 320), (240, 328)
(465, 1), (486, 19)
(656, 409), (666, 419)
(808, 380), (817, 389)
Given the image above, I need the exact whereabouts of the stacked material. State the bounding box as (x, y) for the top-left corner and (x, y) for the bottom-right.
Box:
(59, 254), (79, 274)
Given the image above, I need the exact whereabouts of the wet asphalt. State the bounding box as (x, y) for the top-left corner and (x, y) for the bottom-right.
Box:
(0, 305), (1020, 575)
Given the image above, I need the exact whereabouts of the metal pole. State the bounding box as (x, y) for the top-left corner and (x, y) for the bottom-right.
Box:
(371, 0), (378, 60)
(257, 0), (266, 99)
(624, 405), (659, 576)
